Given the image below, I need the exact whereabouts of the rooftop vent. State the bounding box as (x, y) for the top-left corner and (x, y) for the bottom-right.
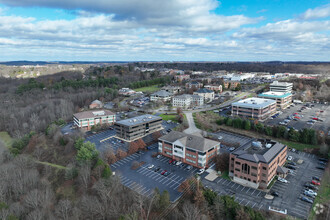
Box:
(266, 143), (272, 149)
(133, 119), (137, 122)
(252, 141), (262, 148)
(92, 111), (105, 116)
(188, 137), (193, 141)
(148, 116), (152, 119)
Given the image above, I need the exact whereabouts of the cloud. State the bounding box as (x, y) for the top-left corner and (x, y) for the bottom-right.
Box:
(300, 4), (330, 20)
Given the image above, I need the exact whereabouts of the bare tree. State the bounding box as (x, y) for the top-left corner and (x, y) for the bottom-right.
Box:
(78, 164), (91, 190)
(55, 199), (72, 220)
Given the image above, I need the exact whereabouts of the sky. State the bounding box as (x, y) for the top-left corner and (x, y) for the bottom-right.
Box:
(0, 0), (329, 61)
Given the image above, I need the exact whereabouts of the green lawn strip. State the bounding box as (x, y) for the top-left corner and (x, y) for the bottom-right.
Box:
(135, 85), (160, 93)
(159, 114), (178, 122)
(36, 161), (67, 169)
(221, 170), (230, 180)
(267, 176), (278, 189)
(278, 140), (319, 151)
(0, 131), (13, 147)
(308, 168), (330, 219)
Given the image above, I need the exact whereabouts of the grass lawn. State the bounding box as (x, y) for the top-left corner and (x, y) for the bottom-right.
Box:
(278, 140), (319, 151)
(0, 131), (13, 147)
(135, 85), (160, 93)
(159, 114), (178, 122)
(221, 170), (230, 180)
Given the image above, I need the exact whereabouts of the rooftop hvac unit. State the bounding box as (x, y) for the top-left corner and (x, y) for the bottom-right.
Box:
(252, 141), (262, 148)
(266, 143), (272, 148)
(133, 119), (137, 122)
(253, 102), (256, 104)
(148, 116), (152, 119)
(93, 111), (105, 116)
(129, 120), (132, 123)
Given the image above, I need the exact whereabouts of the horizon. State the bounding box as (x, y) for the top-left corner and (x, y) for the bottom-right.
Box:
(0, 0), (329, 61)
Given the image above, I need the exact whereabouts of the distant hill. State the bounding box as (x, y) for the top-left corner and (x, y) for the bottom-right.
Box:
(0, 61), (130, 66)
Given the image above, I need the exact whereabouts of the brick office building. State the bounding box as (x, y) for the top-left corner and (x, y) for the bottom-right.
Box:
(231, 97), (276, 120)
(258, 91), (292, 110)
(158, 131), (220, 168)
(229, 139), (287, 189)
(73, 110), (116, 131)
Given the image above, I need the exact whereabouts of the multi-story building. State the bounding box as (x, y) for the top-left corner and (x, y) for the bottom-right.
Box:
(185, 81), (203, 89)
(223, 81), (240, 89)
(231, 98), (276, 120)
(114, 114), (162, 141)
(269, 81), (293, 93)
(162, 86), (182, 94)
(119, 88), (136, 96)
(73, 110), (116, 131)
(258, 91), (292, 110)
(158, 131), (220, 168)
(229, 139), (287, 189)
(150, 90), (172, 102)
(172, 94), (204, 109)
(204, 85), (222, 93)
(193, 88), (215, 101)
(174, 74), (190, 82)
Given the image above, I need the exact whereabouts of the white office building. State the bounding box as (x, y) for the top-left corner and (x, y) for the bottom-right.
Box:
(270, 81), (293, 93)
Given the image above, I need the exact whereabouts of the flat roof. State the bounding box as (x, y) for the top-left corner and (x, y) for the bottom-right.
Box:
(270, 81), (293, 86)
(73, 110), (115, 120)
(258, 91), (292, 99)
(115, 114), (162, 127)
(159, 131), (219, 152)
(232, 140), (286, 164)
(232, 97), (276, 109)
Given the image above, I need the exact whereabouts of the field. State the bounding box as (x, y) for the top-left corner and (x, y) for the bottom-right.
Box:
(278, 140), (320, 151)
(135, 85), (160, 93)
(159, 114), (178, 122)
(0, 131), (13, 147)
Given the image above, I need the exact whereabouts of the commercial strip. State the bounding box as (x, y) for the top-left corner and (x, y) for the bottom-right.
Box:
(114, 114), (162, 141)
(231, 97), (276, 120)
(158, 131), (220, 169)
(73, 110), (116, 131)
(229, 139), (287, 189)
(258, 91), (293, 110)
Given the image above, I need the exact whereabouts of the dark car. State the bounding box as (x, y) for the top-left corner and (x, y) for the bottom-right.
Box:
(312, 176), (321, 181)
(316, 166), (325, 170)
(164, 172), (170, 176)
(271, 191), (279, 197)
(154, 167), (161, 172)
(286, 165), (296, 170)
(288, 162), (296, 166)
(319, 158), (328, 162)
(304, 183), (318, 191)
(301, 196), (313, 204)
(319, 161), (327, 166)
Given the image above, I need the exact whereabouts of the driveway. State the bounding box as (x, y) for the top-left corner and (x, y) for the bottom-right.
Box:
(183, 112), (202, 135)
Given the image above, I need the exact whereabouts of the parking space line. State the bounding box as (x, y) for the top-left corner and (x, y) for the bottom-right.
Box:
(258, 204), (263, 210)
(226, 181), (231, 186)
(236, 184), (240, 190)
(239, 199), (244, 204)
(241, 186), (245, 192)
(246, 188), (251, 193)
(257, 191), (261, 197)
(251, 203), (256, 208)
(245, 201), (250, 206)
(251, 189), (256, 195)
(217, 179), (223, 184)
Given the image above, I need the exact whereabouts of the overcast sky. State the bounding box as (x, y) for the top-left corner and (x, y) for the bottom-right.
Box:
(0, 0), (329, 61)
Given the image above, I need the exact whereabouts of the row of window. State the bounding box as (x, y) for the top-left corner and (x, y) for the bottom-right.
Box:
(186, 158), (196, 164)
(186, 153), (196, 159)
(164, 146), (172, 151)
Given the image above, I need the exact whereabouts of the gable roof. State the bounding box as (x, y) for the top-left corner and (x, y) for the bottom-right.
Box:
(151, 90), (172, 97)
(195, 88), (214, 93)
(73, 110), (115, 120)
(159, 131), (219, 152)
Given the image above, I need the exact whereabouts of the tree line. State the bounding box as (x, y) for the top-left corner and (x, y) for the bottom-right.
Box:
(128, 76), (171, 89)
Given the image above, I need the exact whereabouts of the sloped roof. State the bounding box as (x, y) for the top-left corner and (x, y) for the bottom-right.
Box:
(91, 100), (103, 105)
(151, 90), (172, 97)
(195, 88), (214, 93)
(159, 131), (219, 152)
(277, 166), (289, 174)
(73, 110), (115, 120)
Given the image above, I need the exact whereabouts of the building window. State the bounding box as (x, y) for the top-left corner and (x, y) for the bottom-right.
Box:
(241, 164), (250, 174)
(248, 178), (251, 181)
(235, 168), (240, 172)
(253, 180), (256, 183)
(262, 167), (267, 170)
(231, 158), (234, 161)
(251, 173), (257, 177)
(251, 166), (257, 170)
(262, 174), (266, 177)
(235, 161), (241, 165)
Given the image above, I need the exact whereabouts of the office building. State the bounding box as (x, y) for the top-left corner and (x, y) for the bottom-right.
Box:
(258, 91), (292, 110)
(229, 139), (287, 189)
(270, 81), (293, 93)
(73, 110), (116, 131)
(115, 114), (162, 141)
(231, 98), (276, 120)
(172, 94), (204, 109)
(158, 131), (220, 168)
(150, 90), (172, 102)
(193, 88), (215, 101)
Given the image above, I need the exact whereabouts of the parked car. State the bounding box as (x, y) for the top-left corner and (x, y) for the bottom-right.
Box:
(197, 169), (205, 175)
(271, 191), (279, 197)
(286, 165), (296, 170)
(176, 161), (182, 166)
(311, 180), (320, 186)
(287, 156), (293, 161)
(319, 161), (326, 166)
(169, 159), (174, 164)
(304, 183), (318, 191)
(312, 176), (321, 181)
(288, 162), (296, 166)
(278, 177), (288, 183)
(161, 170), (167, 175)
(157, 155), (162, 159)
(305, 189), (317, 196)
(186, 165), (192, 170)
(164, 171), (170, 176)
(154, 167), (161, 172)
(148, 164), (154, 169)
(316, 166), (325, 170)
(300, 196), (313, 204)
(229, 147), (235, 151)
(319, 158), (328, 162)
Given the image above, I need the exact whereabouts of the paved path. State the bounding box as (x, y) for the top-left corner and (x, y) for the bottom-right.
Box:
(183, 112), (202, 135)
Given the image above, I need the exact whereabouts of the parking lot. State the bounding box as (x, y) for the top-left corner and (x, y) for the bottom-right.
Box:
(111, 146), (199, 202)
(209, 130), (252, 152)
(264, 103), (329, 132)
(201, 150), (326, 219)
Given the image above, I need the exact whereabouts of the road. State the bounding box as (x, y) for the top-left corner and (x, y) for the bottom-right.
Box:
(183, 112), (201, 135)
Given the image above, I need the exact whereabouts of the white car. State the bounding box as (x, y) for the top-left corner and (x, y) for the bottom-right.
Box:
(218, 136), (223, 140)
(287, 156), (293, 161)
(278, 177), (288, 183)
(148, 164), (154, 169)
(156, 155), (162, 159)
(305, 189), (317, 196)
(176, 161), (182, 166)
(197, 169), (205, 175)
